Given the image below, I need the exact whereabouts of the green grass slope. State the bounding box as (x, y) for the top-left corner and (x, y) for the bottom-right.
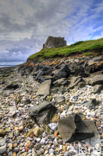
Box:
(28, 38), (103, 61)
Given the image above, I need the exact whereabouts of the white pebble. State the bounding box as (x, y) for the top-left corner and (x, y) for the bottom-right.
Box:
(48, 123), (57, 131)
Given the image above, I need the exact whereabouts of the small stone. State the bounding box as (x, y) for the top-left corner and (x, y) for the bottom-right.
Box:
(0, 137), (6, 146)
(0, 128), (10, 136)
(37, 148), (44, 155)
(63, 146), (67, 152)
(48, 123), (58, 131)
(37, 79), (51, 96)
(49, 149), (54, 154)
(0, 144), (6, 154)
(51, 114), (59, 123)
(13, 143), (17, 147)
(40, 138), (46, 145)
(91, 150), (101, 156)
(64, 151), (69, 156)
(100, 133), (103, 139)
(55, 96), (65, 104)
(32, 148), (36, 156)
(19, 152), (27, 156)
(12, 152), (17, 156)
(27, 129), (34, 137)
(54, 130), (59, 138)
(8, 143), (13, 150)
(35, 143), (41, 150)
(49, 154), (55, 156)
(59, 145), (62, 150)
(55, 147), (60, 152)
(33, 127), (43, 137)
(8, 106), (17, 116)
(44, 150), (48, 155)
(25, 140), (31, 148)
(25, 146), (28, 152)
(36, 138), (40, 142)
(18, 125), (24, 131)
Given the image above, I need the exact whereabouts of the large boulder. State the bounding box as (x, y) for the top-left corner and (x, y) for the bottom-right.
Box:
(69, 61), (88, 77)
(89, 74), (103, 85)
(58, 114), (99, 144)
(68, 76), (85, 90)
(53, 78), (69, 87)
(88, 56), (103, 66)
(87, 56), (103, 73)
(35, 65), (52, 82)
(53, 64), (70, 80)
(43, 36), (66, 49)
(93, 84), (103, 93)
(29, 102), (57, 125)
(37, 79), (51, 96)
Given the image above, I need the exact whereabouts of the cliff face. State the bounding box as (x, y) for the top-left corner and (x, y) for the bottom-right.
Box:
(43, 36), (67, 49)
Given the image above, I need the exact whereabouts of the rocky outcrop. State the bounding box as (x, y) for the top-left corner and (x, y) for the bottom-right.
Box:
(18, 55), (103, 80)
(43, 36), (66, 49)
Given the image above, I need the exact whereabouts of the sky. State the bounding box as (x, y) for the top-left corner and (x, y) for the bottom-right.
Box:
(0, 0), (103, 65)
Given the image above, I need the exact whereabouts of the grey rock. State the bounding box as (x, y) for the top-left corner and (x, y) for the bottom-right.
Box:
(23, 98), (31, 104)
(8, 106), (17, 116)
(93, 84), (103, 93)
(85, 99), (100, 109)
(84, 121), (101, 146)
(49, 148), (54, 154)
(37, 148), (44, 155)
(37, 79), (51, 96)
(88, 56), (103, 66)
(40, 138), (46, 145)
(29, 102), (57, 124)
(53, 78), (69, 87)
(58, 114), (97, 142)
(0, 137), (6, 154)
(55, 96), (65, 104)
(64, 151), (69, 156)
(69, 76), (85, 89)
(32, 148), (37, 156)
(0, 144), (6, 154)
(89, 74), (103, 85)
(58, 114), (76, 142)
(48, 123), (58, 131)
(53, 64), (70, 80)
(18, 65), (34, 76)
(0, 137), (6, 147)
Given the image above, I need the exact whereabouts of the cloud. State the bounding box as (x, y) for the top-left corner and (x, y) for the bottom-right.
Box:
(0, 0), (103, 64)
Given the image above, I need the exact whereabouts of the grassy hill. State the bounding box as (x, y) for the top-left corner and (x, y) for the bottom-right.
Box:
(28, 38), (103, 61)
